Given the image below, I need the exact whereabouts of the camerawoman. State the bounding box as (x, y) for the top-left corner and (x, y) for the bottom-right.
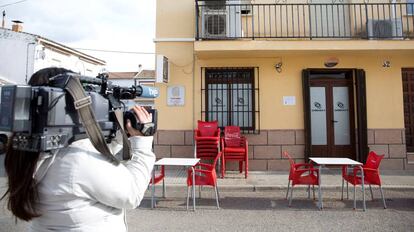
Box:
(0, 67), (159, 231)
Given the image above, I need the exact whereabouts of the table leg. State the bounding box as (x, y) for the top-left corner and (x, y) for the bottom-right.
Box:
(318, 165), (323, 210)
(192, 166), (196, 211)
(360, 165), (366, 211)
(151, 168), (155, 209)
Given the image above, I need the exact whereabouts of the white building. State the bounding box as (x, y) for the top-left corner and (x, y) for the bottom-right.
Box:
(0, 23), (105, 85)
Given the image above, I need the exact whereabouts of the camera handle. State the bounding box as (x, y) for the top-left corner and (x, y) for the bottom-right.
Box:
(64, 75), (131, 164)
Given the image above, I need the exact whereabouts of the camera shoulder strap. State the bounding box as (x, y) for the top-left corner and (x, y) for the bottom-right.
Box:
(64, 76), (131, 164)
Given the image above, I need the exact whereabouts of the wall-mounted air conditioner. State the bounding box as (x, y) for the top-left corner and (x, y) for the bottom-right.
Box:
(201, 0), (242, 39)
(367, 19), (403, 39)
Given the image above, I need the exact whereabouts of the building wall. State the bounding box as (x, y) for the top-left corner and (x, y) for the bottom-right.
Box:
(155, 0), (414, 170)
(33, 44), (104, 77)
(0, 28), (104, 84)
(0, 29), (36, 84)
(154, 41), (414, 170)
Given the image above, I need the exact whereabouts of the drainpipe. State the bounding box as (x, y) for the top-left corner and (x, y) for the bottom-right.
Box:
(25, 42), (36, 84)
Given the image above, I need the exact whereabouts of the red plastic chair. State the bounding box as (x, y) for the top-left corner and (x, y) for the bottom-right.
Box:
(283, 151), (319, 206)
(186, 152), (221, 209)
(194, 120), (220, 161)
(221, 126), (248, 178)
(282, 151), (317, 200)
(341, 151), (387, 209)
(149, 166), (166, 197)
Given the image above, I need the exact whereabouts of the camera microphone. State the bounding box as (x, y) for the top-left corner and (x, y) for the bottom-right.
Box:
(137, 85), (159, 98)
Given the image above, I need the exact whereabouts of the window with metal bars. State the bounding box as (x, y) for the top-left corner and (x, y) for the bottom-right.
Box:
(201, 67), (260, 134)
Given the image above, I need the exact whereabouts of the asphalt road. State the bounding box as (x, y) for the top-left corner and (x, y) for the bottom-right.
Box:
(1, 154), (413, 232)
(1, 182), (413, 232)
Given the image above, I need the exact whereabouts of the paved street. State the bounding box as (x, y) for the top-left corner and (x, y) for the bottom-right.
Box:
(1, 154), (414, 231)
(1, 188), (414, 231)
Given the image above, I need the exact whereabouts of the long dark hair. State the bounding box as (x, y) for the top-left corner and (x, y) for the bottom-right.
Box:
(1, 67), (73, 221)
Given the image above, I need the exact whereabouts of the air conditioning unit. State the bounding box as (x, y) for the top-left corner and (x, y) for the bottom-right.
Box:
(367, 19), (403, 39)
(201, 0), (242, 39)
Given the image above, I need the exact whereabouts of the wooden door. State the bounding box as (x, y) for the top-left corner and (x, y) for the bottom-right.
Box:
(309, 77), (355, 158)
(403, 68), (414, 152)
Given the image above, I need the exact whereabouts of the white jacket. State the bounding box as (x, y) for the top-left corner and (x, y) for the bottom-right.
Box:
(30, 136), (155, 232)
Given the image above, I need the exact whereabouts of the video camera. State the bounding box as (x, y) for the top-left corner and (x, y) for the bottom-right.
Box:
(0, 71), (159, 153)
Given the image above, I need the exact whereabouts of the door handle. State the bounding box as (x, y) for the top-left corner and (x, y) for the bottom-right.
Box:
(332, 120), (338, 123)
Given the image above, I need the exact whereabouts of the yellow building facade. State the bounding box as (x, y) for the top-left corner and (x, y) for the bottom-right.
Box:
(155, 0), (414, 171)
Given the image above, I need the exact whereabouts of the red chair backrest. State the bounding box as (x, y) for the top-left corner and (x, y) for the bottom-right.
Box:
(364, 151), (384, 169)
(197, 120), (218, 137)
(282, 151), (296, 174)
(224, 126), (242, 147)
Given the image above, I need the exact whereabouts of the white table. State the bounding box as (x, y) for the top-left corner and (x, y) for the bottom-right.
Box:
(309, 157), (366, 211)
(151, 158), (200, 211)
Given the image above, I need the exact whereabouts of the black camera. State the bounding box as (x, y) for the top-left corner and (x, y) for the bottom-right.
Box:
(0, 70), (159, 153)
(124, 108), (157, 136)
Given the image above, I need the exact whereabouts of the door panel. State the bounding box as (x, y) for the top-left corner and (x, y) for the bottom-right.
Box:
(310, 87), (328, 145)
(333, 86), (350, 145)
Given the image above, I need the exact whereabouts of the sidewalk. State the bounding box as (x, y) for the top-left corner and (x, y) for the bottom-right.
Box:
(155, 169), (414, 192)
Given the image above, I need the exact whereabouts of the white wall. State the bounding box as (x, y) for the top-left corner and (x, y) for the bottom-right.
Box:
(0, 29), (36, 84)
(0, 28), (105, 84)
(33, 45), (105, 77)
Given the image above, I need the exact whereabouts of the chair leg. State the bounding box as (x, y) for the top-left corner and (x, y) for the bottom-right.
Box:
(289, 185), (294, 207)
(379, 186), (387, 209)
(307, 185), (311, 199)
(245, 159), (248, 179)
(199, 186), (202, 199)
(312, 185), (315, 200)
(186, 186), (190, 211)
(346, 182), (349, 199)
(214, 186), (220, 209)
(353, 185), (356, 209)
(221, 156), (225, 179)
(239, 161), (243, 173)
(341, 178), (344, 200)
(162, 179), (166, 198)
(285, 180), (291, 199)
(369, 184), (374, 201)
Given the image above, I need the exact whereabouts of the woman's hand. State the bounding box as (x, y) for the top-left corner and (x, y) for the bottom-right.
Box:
(126, 106), (153, 136)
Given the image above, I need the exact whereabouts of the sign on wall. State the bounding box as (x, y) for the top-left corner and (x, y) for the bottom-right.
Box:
(167, 85), (185, 106)
(156, 55), (169, 83)
(283, 96), (296, 106)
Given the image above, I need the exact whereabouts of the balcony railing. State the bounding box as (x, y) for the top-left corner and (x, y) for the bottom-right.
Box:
(195, 0), (414, 40)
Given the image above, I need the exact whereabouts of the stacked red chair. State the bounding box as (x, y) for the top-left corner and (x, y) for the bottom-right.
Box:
(341, 151), (387, 209)
(221, 126), (248, 178)
(186, 152), (221, 209)
(283, 151), (319, 207)
(194, 120), (220, 162)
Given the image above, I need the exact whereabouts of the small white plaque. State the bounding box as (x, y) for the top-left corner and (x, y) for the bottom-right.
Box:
(167, 85), (185, 106)
(283, 96), (296, 106)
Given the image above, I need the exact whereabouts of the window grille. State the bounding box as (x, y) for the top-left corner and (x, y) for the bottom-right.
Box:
(201, 67), (260, 134)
